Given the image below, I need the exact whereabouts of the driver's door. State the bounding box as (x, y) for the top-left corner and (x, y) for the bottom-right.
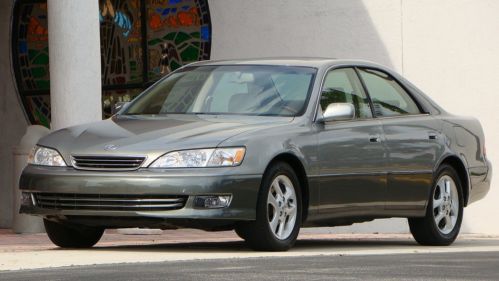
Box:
(317, 68), (388, 218)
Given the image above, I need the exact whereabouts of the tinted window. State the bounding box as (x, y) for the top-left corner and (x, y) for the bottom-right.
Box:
(320, 68), (372, 119)
(358, 68), (421, 117)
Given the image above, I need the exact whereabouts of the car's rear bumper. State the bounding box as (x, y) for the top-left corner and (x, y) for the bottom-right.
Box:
(468, 159), (492, 205)
(19, 165), (262, 227)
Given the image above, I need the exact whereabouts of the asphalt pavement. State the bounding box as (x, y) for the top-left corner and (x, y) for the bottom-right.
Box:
(1, 251), (498, 281)
(1, 229), (499, 280)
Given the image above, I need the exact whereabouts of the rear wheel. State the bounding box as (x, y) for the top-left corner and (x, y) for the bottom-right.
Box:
(44, 219), (104, 248)
(408, 164), (463, 245)
(236, 162), (302, 251)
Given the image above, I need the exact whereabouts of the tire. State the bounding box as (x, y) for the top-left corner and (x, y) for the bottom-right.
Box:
(234, 227), (248, 240)
(44, 219), (104, 248)
(236, 162), (302, 251)
(408, 164), (464, 246)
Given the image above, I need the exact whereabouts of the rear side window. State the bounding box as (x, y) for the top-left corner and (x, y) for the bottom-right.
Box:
(358, 68), (421, 117)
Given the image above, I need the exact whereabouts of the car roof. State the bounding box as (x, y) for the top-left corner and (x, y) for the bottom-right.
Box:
(187, 57), (387, 69)
(186, 58), (444, 115)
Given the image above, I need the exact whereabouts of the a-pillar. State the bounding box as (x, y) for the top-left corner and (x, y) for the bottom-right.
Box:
(48, 0), (102, 130)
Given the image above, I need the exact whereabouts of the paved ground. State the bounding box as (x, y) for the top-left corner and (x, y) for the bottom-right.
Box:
(1, 251), (499, 280)
(1, 228), (499, 277)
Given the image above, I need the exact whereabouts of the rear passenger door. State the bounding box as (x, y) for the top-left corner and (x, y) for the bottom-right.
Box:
(357, 68), (442, 211)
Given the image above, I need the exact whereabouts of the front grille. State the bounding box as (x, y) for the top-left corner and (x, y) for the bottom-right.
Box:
(71, 155), (145, 171)
(33, 193), (187, 211)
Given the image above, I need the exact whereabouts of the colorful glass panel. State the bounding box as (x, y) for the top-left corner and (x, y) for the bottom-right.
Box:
(100, 0), (144, 86)
(146, 0), (211, 81)
(12, 0), (211, 127)
(102, 89), (142, 118)
(24, 95), (51, 128)
(14, 3), (50, 91)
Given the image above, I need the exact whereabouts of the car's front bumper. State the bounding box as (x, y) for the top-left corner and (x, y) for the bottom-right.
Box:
(19, 165), (262, 227)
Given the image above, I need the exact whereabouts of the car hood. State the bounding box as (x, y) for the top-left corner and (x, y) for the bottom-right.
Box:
(38, 114), (293, 166)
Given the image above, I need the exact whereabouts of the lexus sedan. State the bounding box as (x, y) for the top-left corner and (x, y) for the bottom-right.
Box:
(20, 58), (491, 251)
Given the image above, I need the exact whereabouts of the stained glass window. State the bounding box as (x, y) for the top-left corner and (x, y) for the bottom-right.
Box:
(12, 0), (212, 128)
(146, 0), (211, 80)
(100, 0), (144, 86)
(102, 88), (143, 118)
(24, 95), (51, 127)
(14, 2), (50, 91)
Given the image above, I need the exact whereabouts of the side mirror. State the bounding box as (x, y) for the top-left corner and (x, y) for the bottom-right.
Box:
(319, 103), (355, 122)
(112, 101), (130, 115)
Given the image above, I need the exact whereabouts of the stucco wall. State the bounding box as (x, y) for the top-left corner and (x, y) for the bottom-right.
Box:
(0, 0), (29, 228)
(402, 0), (499, 234)
(210, 0), (402, 70)
(209, 0), (499, 234)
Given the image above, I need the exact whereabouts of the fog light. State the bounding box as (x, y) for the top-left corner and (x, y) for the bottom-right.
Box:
(20, 192), (35, 207)
(194, 195), (232, 209)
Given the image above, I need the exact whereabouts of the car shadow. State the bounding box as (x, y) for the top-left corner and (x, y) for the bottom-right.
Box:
(50, 237), (420, 252)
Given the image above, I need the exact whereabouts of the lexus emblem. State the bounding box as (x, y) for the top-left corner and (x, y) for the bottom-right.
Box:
(104, 144), (119, 151)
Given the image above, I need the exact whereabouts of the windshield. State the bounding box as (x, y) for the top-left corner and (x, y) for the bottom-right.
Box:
(123, 65), (317, 117)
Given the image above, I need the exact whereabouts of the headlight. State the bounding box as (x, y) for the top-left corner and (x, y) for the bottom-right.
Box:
(149, 147), (245, 168)
(27, 145), (66, 166)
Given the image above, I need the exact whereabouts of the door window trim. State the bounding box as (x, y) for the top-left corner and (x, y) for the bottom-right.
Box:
(354, 67), (429, 119)
(313, 64), (431, 123)
(314, 66), (375, 123)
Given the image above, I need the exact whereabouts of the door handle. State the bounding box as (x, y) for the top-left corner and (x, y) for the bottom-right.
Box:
(428, 133), (438, 140)
(369, 135), (381, 143)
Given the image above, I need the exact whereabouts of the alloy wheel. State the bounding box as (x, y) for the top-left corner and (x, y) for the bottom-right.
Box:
(267, 175), (297, 240)
(432, 175), (459, 235)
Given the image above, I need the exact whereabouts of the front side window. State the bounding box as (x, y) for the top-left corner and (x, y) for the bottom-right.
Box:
(358, 68), (421, 117)
(124, 65), (316, 117)
(320, 68), (372, 119)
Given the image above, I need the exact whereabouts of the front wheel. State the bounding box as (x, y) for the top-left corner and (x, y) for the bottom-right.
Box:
(236, 162), (302, 251)
(44, 219), (104, 248)
(408, 164), (464, 246)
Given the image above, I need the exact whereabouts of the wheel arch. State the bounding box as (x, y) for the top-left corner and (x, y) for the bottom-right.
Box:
(437, 155), (470, 207)
(266, 153), (310, 222)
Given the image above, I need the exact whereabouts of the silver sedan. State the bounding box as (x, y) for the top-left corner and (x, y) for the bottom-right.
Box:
(20, 58), (491, 251)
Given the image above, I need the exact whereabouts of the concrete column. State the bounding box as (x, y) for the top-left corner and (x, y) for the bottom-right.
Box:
(48, 0), (102, 130)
